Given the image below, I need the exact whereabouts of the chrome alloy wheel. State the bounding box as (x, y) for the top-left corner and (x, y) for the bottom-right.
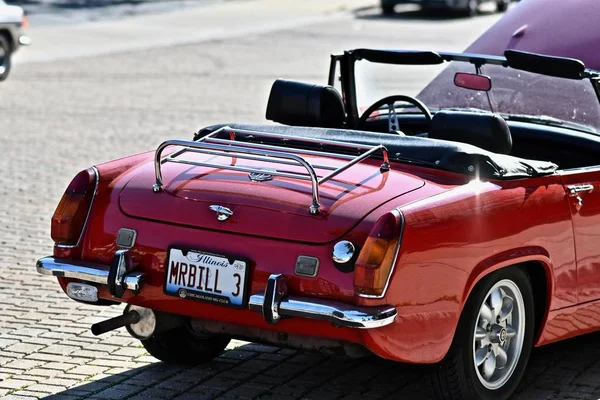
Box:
(473, 279), (526, 390)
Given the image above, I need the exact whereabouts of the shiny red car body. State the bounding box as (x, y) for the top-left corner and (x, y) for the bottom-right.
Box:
(38, 1), (600, 399)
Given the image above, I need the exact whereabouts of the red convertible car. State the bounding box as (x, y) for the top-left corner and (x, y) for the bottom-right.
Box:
(37, 1), (600, 399)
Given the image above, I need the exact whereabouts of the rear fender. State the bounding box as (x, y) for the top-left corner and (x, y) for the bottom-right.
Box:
(54, 151), (155, 261)
(461, 249), (555, 345)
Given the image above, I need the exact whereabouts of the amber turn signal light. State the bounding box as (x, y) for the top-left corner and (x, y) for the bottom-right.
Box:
(51, 168), (97, 245)
(354, 210), (402, 296)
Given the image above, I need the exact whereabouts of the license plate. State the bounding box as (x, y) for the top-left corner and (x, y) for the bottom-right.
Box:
(163, 247), (249, 308)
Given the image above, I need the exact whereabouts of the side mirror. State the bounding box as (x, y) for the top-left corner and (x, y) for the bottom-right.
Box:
(266, 79), (345, 128)
(454, 72), (492, 92)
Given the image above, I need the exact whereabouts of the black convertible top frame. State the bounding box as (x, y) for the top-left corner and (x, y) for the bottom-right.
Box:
(329, 48), (600, 129)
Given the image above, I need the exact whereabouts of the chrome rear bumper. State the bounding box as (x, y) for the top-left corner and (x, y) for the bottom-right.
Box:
(36, 258), (396, 329)
(36, 255), (144, 294)
(249, 274), (397, 329)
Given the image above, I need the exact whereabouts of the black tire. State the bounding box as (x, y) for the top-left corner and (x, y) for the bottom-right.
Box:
(141, 325), (230, 365)
(431, 266), (535, 400)
(382, 4), (395, 15)
(496, 0), (509, 12)
(0, 35), (12, 82)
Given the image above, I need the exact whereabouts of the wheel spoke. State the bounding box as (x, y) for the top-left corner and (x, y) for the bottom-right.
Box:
(496, 347), (508, 369)
(479, 303), (493, 327)
(499, 295), (514, 321)
(475, 326), (487, 341)
(475, 347), (489, 366)
(506, 325), (517, 338)
(482, 352), (497, 379)
(490, 288), (503, 315)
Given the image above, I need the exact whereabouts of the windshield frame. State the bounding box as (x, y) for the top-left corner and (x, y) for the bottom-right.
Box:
(329, 49), (600, 130)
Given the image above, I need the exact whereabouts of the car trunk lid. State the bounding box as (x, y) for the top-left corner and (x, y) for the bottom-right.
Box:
(118, 152), (425, 244)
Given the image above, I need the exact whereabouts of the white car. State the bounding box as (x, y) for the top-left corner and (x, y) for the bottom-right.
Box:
(0, 0), (30, 81)
(381, 0), (514, 16)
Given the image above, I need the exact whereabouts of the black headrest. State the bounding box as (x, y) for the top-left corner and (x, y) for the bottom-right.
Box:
(429, 111), (512, 154)
(266, 79), (345, 128)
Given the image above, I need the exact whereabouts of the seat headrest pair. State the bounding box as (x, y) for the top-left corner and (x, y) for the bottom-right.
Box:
(266, 79), (345, 128)
(429, 110), (513, 154)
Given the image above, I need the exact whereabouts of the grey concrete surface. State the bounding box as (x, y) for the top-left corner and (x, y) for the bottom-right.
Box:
(12, 0), (225, 27)
(13, 0), (378, 63)
(2, 1), (600, 399)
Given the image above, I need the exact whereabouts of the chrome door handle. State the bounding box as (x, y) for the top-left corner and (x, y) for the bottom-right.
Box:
(567, 184), (594, 196)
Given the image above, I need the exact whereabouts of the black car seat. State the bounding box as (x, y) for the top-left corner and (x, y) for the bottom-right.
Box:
(429, 110), (513, 154)
(265, 79), (345, 128)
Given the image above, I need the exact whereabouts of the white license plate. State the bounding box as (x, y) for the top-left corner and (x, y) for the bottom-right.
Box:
(164, 247), (249, 307)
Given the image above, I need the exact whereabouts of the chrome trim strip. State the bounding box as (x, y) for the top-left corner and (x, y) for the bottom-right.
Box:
(248, 293), (397, 329)
(153, 126), (390, 215)
(171, 146), (339, 171)
(54, 166), (99, 249)
(36, 256), (144, 293)
(357, 209), (405, 299)
(167, 157), (315, 181)
(205, 137), (357, 160)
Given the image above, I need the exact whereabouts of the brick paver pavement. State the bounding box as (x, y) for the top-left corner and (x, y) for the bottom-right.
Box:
(2, 5), (600, 400)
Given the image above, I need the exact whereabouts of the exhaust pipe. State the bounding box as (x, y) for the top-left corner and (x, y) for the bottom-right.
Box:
(91, 305), (185, 339)
(91, 309), (140, 336)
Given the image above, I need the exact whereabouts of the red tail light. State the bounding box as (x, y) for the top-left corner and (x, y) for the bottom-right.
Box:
(354, 211), (403, 297)
(51, 168), (97, 245)
(22, 15), (29, 30)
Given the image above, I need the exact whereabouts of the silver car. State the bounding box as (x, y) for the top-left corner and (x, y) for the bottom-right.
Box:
(0, 0), (30, 81)
(381, 0), (513, 16)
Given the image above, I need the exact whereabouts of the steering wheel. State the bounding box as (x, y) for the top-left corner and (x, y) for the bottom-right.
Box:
(357, 95), (433, 133)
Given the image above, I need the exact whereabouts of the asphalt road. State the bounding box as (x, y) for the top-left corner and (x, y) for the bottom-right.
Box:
(2, 1), (600, 399)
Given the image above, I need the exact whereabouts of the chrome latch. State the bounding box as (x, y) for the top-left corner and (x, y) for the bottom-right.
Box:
(108, 249), (134, 298)
(567, 184), (594, 197)
(262, 274), (288, 324)
(209, 205), (233, 222)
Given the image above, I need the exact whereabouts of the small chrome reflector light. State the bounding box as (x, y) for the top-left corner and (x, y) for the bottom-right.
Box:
(66, 282), (98, 302)
(333, 240), (355, 264)
(295, 256), (319, 277)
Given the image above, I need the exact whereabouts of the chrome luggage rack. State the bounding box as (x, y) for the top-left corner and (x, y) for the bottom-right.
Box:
(152, 126), (390, 214)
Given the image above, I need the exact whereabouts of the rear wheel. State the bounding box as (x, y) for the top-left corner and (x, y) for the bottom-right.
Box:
(0, 35), (12, 82)
(141, 325), (230, 365)
(496, 0), (510, 12)
(382, 3), (395, 15)
(431, 267), (534, 400)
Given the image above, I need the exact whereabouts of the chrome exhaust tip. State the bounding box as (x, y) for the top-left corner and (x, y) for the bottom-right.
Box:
(125, 305), (157, 340)
(90, 305), (186, 339)
(90, 305), (156, 338)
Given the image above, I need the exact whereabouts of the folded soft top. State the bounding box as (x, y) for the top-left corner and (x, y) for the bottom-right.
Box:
(196, 124), (558, 180)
